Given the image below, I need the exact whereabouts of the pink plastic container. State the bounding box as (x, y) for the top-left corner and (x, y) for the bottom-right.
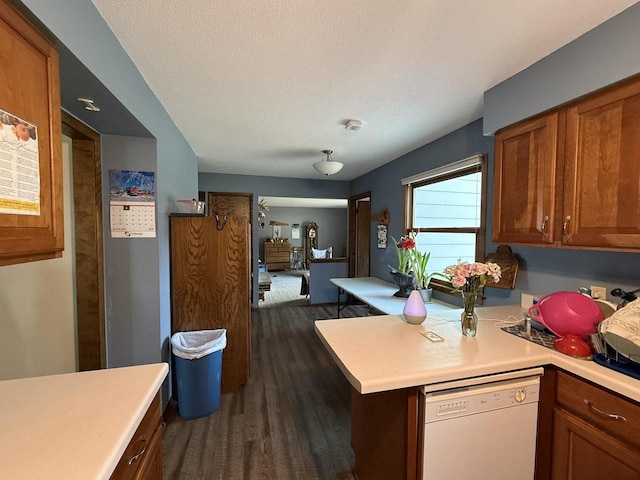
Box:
(527, 291), (604, 337)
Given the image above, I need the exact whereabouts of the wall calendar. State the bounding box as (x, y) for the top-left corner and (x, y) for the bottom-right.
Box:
(110, 203), (156, 238)
(109, 170), (156, 238)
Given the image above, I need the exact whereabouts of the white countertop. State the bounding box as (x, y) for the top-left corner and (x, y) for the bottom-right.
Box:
(331, 276), (456, 315)
(0, 363), (168, 480)
(315, 305), (640, 403)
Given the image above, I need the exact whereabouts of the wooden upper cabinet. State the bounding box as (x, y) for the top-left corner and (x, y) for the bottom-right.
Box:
(0, 0), (63, 266)
(493, 74), (640, 252)
(563, 79), (640, 249)
(492, 113), (558, 245)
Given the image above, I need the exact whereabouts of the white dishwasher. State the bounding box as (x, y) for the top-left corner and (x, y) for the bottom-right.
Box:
(422, 367), (543, 480)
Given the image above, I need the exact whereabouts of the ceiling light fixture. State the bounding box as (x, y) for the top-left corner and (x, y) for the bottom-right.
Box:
(313, 149), (343, 176)
(78, 97), (101, 112)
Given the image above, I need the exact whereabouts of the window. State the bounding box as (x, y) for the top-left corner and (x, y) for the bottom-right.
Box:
(402, 155), (487, 293)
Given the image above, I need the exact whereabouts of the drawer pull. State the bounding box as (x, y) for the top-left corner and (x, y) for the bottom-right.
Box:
(563, 215), (571, 236)
(540, 215), (549, 237)
(127, 435), (148, 465)
(583, 399), (627, 422)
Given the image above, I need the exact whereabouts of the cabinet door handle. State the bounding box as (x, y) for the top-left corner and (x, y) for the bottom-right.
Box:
(563, 215), (571, 236)
(583, 399), (627, 422)
(540, 215), (549, 237)
(128, 435), (148, 465)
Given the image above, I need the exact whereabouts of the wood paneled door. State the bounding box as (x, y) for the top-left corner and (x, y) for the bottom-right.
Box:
(62, 112), (105, 371)
(207, 191), (252, 219)
(349, 193), (371, 278)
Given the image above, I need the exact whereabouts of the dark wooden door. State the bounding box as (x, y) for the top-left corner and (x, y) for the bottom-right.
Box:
(170, 215), (251, 393)
(492, 113), (558, 245)
(355, 199), (370, 277)
(563, 77), (640, 249)
(349, 193), (371, 278)
(62, 112), (105, 371)
(207, 191), (252, 218)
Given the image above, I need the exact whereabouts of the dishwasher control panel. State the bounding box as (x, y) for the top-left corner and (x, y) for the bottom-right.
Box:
(423, 376), (540, 422)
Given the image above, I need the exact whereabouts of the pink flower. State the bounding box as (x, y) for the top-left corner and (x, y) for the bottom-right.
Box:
(443, 261), (502, 293)
(452, 275), (467, 288)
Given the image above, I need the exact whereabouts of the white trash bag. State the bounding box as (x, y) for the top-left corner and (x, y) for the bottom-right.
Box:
(171, 329), (227, 360)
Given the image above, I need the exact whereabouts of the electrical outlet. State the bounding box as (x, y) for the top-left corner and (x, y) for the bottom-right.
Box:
(590, 285), (607, 300)
(521, 293), (537, 309)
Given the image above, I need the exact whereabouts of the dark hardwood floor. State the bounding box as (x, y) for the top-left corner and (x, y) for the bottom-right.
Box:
(163, 304), (369, 479)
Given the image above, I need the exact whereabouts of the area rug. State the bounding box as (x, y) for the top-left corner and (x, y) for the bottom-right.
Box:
(260, 269), (310, 308)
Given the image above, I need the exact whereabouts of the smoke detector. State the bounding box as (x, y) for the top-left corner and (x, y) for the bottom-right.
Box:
(345, 119), (362, 131)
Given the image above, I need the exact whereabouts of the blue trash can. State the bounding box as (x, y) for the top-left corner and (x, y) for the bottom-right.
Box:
(171, 329), (227, 419)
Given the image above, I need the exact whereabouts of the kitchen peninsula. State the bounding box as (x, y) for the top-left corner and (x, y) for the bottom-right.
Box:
(0, 363), (168, 479)
(315, 305), (640, 480)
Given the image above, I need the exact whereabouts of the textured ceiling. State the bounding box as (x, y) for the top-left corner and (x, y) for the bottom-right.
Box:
(90, 0), (638, 181)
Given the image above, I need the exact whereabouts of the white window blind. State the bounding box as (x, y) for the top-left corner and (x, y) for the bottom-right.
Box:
(401, 154), (483, 186)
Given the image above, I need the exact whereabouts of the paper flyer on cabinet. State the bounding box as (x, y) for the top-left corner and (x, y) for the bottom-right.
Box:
(0, 108), (40, 216)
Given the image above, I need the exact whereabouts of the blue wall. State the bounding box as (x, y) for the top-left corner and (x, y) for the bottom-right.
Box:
(101, 135), (161, 368)
(19, 0), (199, 404)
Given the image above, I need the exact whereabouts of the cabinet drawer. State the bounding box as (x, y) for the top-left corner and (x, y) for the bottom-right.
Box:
(268, 252), (290, 262)
(556, 371), (640, 446)
(110, 394), (162, 480)
(266, 244), (290, 252)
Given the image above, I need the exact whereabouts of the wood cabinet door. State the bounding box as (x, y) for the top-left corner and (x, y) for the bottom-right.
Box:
(492, 113), (558, 245)
(563, 78), (640, 250)
(0, 0), (64, 265)
(552, 408), (640, 480)
(170, 215), (250, 393)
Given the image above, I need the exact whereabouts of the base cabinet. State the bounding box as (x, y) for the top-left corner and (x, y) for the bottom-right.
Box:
(552, 408), (640, 480)
(350, 387), (419, 480)
(550, 371), (640, 480)
(110, 394), (163, 480)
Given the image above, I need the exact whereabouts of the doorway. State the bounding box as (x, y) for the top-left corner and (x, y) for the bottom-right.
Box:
(349, 192), (371, 278)
(62, 112), (105, 371)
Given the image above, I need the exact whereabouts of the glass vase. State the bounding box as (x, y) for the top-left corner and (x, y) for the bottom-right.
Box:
(460, 291), (478, 337)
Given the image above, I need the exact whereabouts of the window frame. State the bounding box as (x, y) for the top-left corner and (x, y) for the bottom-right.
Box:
(403, 155), (488, 297)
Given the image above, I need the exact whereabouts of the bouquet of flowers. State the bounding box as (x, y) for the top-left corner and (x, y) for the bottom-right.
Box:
(444, 261), (502, 293)
(389, 233), (416, 275)
(444, 261), (502, 337)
